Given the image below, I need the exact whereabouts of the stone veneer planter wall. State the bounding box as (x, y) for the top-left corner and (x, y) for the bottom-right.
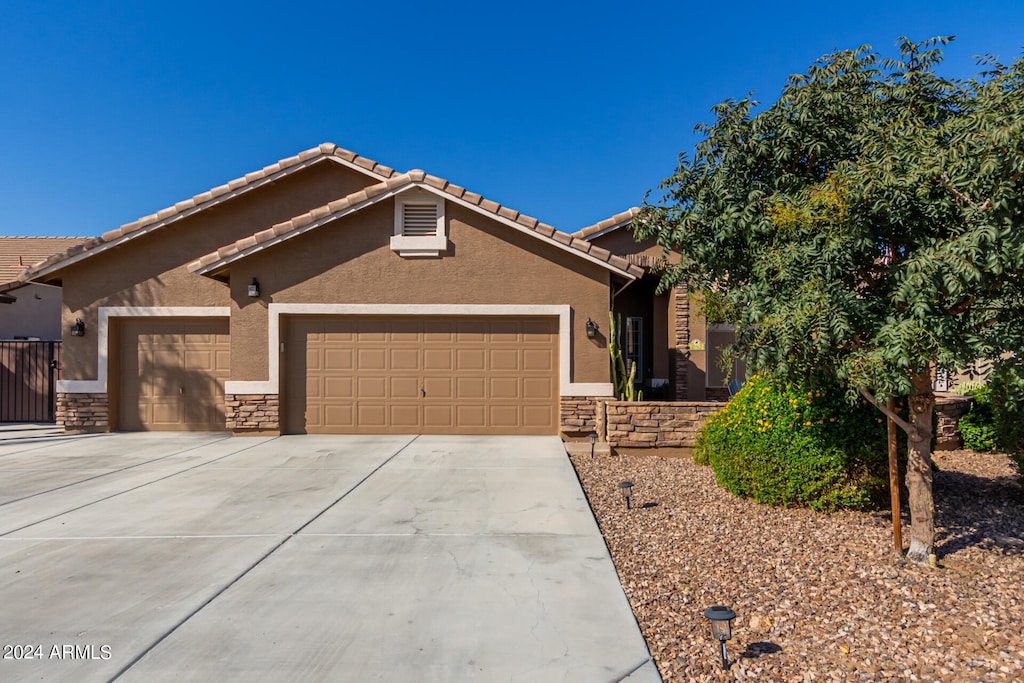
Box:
(602, 400), (725, 448)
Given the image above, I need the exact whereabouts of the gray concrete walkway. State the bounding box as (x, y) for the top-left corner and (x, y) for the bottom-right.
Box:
(0, 425), (659, 682)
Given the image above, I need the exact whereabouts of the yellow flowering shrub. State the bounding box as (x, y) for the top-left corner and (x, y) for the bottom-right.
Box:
(693, 372), (889, 511)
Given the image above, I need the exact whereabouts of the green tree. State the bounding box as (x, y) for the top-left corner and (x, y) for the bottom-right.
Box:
(636, 37), (1024, 565)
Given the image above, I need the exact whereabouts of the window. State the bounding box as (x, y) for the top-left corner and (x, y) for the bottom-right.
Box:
(625, 316), (643, 382)
(391, 193), (447, 257)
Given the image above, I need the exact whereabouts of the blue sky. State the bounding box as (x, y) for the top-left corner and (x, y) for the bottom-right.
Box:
(2, 1), (1022, 237)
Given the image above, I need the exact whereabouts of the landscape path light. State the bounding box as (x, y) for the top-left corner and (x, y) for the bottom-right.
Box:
(704, 605), (736, 670)
(589, 432), (597, 459)
(618, 481), (633, 509)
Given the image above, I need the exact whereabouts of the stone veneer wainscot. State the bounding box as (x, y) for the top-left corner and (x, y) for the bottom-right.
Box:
(226, 394), (280, 433)
(56, 393), (109, 430)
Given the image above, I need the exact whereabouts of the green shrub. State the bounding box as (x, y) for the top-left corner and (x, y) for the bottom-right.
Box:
(957, 385), (998, 452)
(990, 358), (1024, 482)
(694, 372), (889, 511)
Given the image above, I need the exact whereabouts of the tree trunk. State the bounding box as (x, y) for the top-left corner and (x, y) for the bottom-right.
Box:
(905, 371), (936, 565)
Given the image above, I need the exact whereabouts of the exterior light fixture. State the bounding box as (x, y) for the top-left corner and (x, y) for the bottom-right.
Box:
(585, 318), (597, 339)
(589, 432), (598, 459)
(247, 278), (260, 298)
(618, 481), (634, 509)
(704, 605), (737, 670)
(70, 318), (86, 337)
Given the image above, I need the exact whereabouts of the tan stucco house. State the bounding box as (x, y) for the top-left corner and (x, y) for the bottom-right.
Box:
(16, 143), (726, 436)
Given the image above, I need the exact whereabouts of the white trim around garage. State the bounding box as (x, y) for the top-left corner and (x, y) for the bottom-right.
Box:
(224, 303), (613, 398)
(56, 306), (231, 394)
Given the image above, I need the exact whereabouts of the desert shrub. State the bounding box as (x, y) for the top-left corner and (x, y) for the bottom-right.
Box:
(693, 372), (889, 511)
(957, 385), (998, 452)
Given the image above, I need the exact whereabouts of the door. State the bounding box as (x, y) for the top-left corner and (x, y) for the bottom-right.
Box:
(118, 318), (230, 431)
(284, 316), (558, 435)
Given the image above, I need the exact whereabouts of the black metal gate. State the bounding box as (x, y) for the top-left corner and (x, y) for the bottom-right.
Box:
(0, 341), (62, 422)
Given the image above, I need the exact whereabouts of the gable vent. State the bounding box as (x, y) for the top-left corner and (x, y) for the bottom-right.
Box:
(402, 203), (438, 236)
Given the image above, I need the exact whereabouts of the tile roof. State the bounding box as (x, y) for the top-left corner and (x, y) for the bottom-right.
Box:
(188, 171), (645, 279)
(571, 207), (642, 240)
(0, 236), (89, 289)
(18, 144), (396, 284)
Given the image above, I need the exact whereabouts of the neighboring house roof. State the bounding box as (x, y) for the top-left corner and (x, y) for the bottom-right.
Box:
(0, 236), (89, 295)
(18, 143), (397, 285)
(571, 207), (642, 240)
(188, 170), (645, 280)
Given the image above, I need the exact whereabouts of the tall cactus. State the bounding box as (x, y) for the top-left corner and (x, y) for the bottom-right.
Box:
(609, 311), (642, 401)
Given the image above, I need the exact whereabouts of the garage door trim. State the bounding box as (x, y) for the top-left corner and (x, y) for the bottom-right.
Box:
(226, 304), (613, 397)
(57, 306), (231, 394)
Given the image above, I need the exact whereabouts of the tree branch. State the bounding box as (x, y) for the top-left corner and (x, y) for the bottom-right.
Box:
(858, 388), (921, 440)
(936, 173), (993, 210)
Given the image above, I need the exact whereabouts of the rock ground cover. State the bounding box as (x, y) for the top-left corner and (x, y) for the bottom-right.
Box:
(568, 447), (1023, 682)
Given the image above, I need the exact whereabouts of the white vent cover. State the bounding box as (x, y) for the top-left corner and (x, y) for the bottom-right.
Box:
(402, 203), (438, 236)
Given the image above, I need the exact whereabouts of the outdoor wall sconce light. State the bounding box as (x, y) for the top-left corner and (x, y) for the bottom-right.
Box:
(704, 605), (737, 670)
(247, 278), (260, 298)
(70, 318), (85, 337)
(589, 432), (598, 459)
(585, 318), (597, 339)
(618, 481), (634, 509)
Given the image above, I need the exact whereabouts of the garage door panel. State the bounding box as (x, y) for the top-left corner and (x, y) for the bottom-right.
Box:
(285, 316), (557, 435)
(489, 320), (520, 340)
(456, 349), (485, 371)
(523, 405), (556, 429)
(324, 349), (353, 370)
(324, 377), (353, 399)
(357, 377), (387, 399)
(423, 349), (452, 371)
(456, 377), (485, 399)
(151, 401), (183, 426)
(324, 405), (353, 428)
(306, 376), (324, 400)
(357, 349), (386, 371)
(523, 377), (554, 399)
(422, 321), (454, 342)
(489, 405), (519, 427)
(423, 376), (452, 399)
(357, 404), (388, 427)
(424, 405), (454, 429)
(490, 377), (519, 400)
(390, 376), (420, 399)
(389, 404), (420, 428)
(390, 348), (420, 370)
(523, 348), (554, 371)
(456, 404), (486, 428)
(456, 320), (486, 341)
(490, 349), (519, 371)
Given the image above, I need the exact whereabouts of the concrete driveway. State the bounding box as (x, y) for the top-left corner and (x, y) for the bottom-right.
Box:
(0, 425), (659, 682)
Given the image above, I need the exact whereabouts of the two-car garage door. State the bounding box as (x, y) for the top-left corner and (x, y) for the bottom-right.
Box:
(283, 316), (558, 435)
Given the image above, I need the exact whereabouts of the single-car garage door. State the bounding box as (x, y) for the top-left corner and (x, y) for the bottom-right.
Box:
(118, 318), (230, 431)
(284, 316), (558, 435)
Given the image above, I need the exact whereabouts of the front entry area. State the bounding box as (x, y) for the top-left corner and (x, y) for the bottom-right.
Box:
(283, 316), (559, 435)
(117, 318), (231, 431)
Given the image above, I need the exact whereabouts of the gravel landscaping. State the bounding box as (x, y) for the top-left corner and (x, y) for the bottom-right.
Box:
(568, 447), (1024, 682)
